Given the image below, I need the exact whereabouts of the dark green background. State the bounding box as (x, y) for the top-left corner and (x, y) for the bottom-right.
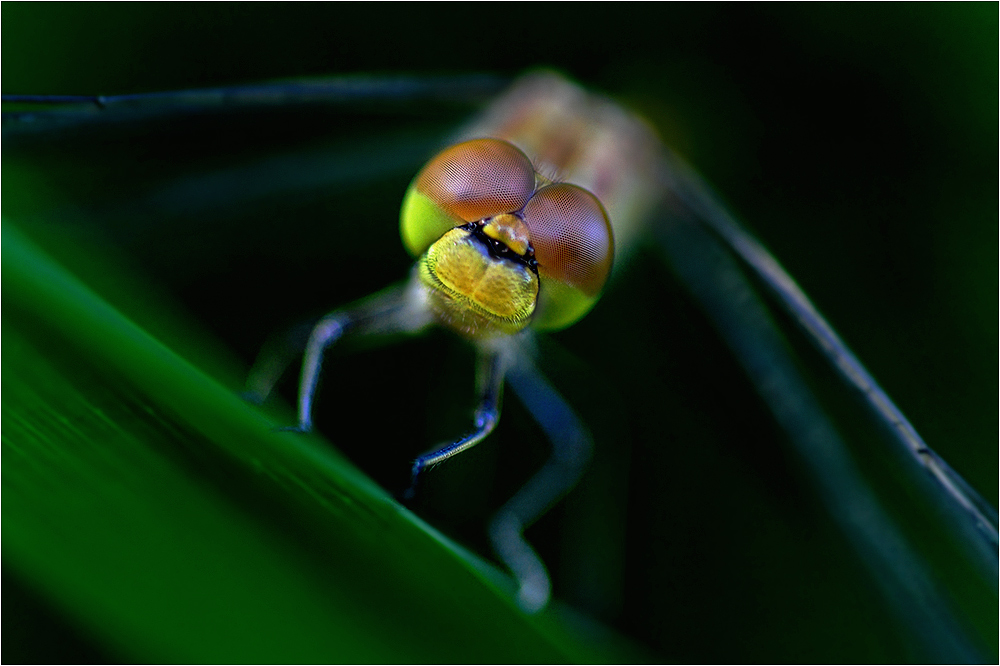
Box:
(4, 4), (997, 662)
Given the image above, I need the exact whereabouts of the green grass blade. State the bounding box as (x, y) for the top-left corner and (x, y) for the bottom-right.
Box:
(2, 224), (644, 663)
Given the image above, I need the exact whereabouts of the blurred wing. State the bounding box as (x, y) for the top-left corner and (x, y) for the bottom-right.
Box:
(2, 74), (508, 128)
(653, 197), (987, 662)
(660, 148), (999, 561)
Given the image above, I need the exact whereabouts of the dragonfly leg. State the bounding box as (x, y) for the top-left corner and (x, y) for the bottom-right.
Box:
(288, 312), (352, 433)
(245, 283), (430, 432)
(404, 349), (506, 500)
(491, 355), (593, 613)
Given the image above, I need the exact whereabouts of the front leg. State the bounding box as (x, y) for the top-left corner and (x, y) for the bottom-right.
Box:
(287, 312), (351, 433)
(403, 348), (507, 499)
(245, 281), (431, 432)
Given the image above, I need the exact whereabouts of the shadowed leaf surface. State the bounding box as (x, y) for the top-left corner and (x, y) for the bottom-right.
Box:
(3, 225), (644, 663)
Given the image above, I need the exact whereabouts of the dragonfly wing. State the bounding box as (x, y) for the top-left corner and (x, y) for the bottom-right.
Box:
(653, 205), (984, 661)
(2, 74), (508, 129)
(660, 147), (1000, 564)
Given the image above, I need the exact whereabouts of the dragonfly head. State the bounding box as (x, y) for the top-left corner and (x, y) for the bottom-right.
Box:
(400, 139), (614, 338)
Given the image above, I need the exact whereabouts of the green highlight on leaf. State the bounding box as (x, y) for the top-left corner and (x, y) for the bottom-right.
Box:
(2, 223), (647, 663)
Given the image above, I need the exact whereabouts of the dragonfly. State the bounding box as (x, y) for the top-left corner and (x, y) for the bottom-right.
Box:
(4, 71), (996, 662)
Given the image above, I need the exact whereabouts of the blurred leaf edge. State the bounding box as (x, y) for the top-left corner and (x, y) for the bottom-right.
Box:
(1, 221), (648, 664)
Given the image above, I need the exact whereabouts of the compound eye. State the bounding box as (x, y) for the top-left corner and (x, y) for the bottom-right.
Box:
(416, 138), (536, 221)
(522, 183), (614, 297)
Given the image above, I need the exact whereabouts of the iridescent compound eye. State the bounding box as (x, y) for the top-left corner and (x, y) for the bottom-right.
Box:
(522, 183), (614, 330)
(400, 139), (614, 334)
(399, 138), (536, 257)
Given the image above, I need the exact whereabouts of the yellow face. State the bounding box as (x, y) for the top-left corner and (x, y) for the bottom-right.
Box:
(400, 139), (614, 338)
